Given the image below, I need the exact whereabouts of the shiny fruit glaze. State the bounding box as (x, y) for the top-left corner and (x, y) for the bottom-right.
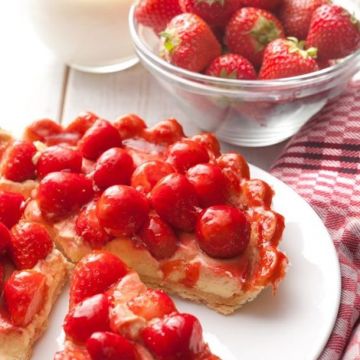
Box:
(86, 331), (137, 360)
(139, 214), (178, 260)
(127, 289), (177, 321)
(23, 118), (63, 143)
(78, 119), (122, 161)
(70, 252), (128, 306)
(151, 173), (200, 232)
(36, 145), (82, 179)
(131, 160), (175, 194)
(187, 163), (228, 207)
(4, 270), (47, 327)
(166, 139), (210, 173)
(75, 201), (113, 248)
(142, 313), (205, 359)
(196, 205), (250, 259)
(1, 141), (37, 182)
(97, 185), (149, 237)
(0, 191), (25, 229)
(64, 293), (111, 343)
(37, 172), (94, 221)
(0, 223), (12, 255)
(93, 148), (135, 190)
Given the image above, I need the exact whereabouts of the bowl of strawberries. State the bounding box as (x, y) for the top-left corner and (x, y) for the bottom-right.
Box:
(129, 0), (360, 146)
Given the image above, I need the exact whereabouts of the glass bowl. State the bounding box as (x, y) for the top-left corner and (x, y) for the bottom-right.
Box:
(129, 2), (360, 146)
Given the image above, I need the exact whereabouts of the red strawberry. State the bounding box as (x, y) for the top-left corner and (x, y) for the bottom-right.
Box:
(36, 145), (83, 179)
(160, 13), (221, 72)
(279, 0), (329, 39)
(37, 172), (94, 221)
(70, 251), (128, 306)
(93, 148), (135, 190)
(135, 0), (182, 34)
(24, 119), (63, 143)
(65, 111), (99, 137)
(4, 270), (47, 326)
(113, 114), (147, 140)
(10, 222), (53, 270)
(75, 201), (113, 249)
(259, 38), (319, 79)
(238, 0), (281, 10)
(64, 293), (110, 343)
(151, 173), (200, 232)
(205, 54), (257, 80)
(179, 0), (240, 28)
(78, 119), (122, 161)
(139, 214), (178, 260)
(0, 191), (25, 228)
(196, 205), (250, 259)
(306, 4), (360, 60)
(146, 119), (185, 145)
(128, 289), (177, 321)
(0, 223), (13, 255)
(225, 7), (285, 68)
(86, 332), (137, 360)
(97, 185), (149, 237)
(1, 140), (37, 182)
(141, 313), (206, 359)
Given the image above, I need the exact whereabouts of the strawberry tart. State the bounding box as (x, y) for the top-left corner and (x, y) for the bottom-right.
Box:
(0, 111), (287, 359)
(55, 251), (219, 360)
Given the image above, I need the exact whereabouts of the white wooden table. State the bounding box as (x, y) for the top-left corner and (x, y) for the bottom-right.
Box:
(0, 2), (288, 171)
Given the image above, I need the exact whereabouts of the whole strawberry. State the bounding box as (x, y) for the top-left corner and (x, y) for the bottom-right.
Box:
(225, 8), (285, 68)
(206, 54), (257, 79)
(160, 13), (222, 72)
(279, 0), (329, 39)
(179, 0), (240, 28)
(259, 38), (319, 79)
(135, 0), (182, 34)
(306, 4), (360, 60)
(238, 0), (281, 10)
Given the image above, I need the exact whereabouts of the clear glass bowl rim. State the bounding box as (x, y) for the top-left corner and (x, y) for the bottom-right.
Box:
(129, 4), (360, 89)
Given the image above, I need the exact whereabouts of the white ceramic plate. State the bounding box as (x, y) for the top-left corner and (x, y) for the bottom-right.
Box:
(33, 165), (341, 360)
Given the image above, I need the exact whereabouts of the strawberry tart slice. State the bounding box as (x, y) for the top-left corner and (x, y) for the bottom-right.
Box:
(0, 199), (69, 360)
(55, 251), (219, 360)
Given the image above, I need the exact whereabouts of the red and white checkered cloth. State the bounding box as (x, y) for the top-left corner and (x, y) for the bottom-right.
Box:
(270, 83), (360, 359)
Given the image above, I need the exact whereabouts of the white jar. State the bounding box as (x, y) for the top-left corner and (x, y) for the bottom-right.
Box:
(27, 0), (138, 73)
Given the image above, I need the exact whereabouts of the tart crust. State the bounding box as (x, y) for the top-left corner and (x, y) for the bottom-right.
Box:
(0, 250), (70, 360)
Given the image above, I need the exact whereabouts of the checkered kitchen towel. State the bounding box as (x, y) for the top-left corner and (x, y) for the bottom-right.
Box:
(270, 83), (360, 359)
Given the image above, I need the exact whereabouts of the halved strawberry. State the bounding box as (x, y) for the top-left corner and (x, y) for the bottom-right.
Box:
(4, 270), (47, 326)
(139, 214), (178, 260)
(242, 179), (274, 208)
(75, 201), (113, 248)
(10, 222), (53, 270)
(64, 293), (110, 343)
(87, 331), (137, 360)
(70, 252), (128, 306)
(128, 289), (177, 321)
(1, 140), (37, 182)
(78, 119), (122, 161)
(0, 191), (25, 228)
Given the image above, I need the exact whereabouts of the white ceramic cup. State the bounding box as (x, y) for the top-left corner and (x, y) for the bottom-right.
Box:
(27, 0), (138, 73)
